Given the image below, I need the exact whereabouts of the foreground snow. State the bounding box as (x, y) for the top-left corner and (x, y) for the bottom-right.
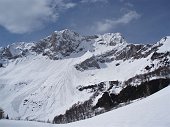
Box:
(1, 86), (170, 127)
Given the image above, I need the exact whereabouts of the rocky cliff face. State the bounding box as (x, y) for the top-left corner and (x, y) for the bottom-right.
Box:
(0, 29), (169, 123)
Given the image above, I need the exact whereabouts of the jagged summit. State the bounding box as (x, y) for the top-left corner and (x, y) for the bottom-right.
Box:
(53, 29), (82, 41)
(56, 29), (80, 35)
(157, 36), (170, 53)
(158, 36), (170, 46)
(96, 32), (126, 46)
(46, 29), (126, 46)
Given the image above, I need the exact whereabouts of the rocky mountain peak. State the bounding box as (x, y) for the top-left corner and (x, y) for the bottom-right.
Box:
(31, 29), (85, 59)
(96, 32), (127, 46)
(52, 29), (82, 43)
(152, 36), (170, 53)
(59, 29), (80, 36)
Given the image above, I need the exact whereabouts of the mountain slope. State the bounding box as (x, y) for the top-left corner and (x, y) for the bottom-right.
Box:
(0, 29), (169, 122)
(1, 85), (170, 127)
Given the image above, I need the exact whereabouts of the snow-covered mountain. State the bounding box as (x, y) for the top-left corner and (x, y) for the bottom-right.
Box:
(0, 29), (169, 122)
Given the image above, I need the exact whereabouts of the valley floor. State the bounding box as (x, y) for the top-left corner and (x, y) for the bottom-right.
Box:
(1, 86), (170, 127)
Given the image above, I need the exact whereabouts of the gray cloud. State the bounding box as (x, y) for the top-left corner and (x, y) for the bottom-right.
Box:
(125, 2), (134, 7)
(93, 10), (141, 33)
(0, 0), (75, 34)
(81, 0), (108, 3)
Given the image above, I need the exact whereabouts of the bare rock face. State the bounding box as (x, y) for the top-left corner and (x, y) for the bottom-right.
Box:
(31, 29), (84, 59)
(96, 33), (126, 46)
(0, 42), (34, 60)
(0, 47), (13, 59)
(75, 56), (100, 71)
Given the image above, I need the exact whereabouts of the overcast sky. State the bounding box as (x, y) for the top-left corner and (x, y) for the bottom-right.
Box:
(0, 0), (170, 46)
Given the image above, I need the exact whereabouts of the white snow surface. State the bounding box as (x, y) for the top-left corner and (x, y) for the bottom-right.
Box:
(0, 55), (93, 121)
(0, 85), (170, 127)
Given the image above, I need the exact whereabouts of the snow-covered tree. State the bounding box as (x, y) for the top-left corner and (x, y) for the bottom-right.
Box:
(0, 108), (4, 119)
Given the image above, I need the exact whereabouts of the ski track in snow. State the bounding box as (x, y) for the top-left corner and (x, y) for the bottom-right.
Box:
(0, 56), (94, 120)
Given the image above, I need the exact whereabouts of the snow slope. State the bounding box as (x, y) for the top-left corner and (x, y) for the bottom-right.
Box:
(0, 55), (93, 120)
(0, 53), (150, 120)
(0, 85), (170, 127)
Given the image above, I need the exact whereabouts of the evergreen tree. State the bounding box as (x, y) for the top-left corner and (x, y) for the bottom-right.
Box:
(6, 114), (9, 119)
(0, 108), (4, 119)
